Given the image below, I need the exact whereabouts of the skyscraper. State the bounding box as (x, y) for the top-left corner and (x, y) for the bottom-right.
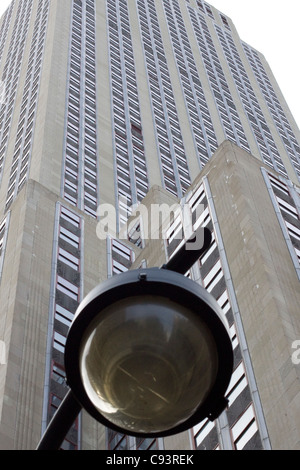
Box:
(0, 0), (299, 450)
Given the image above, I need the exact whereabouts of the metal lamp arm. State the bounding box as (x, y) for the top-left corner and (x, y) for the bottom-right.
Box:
(36, 389), (82, 450)
(162, 227), (212, 274)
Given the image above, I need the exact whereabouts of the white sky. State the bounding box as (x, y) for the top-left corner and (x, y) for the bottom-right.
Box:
(0, 0), (299, 129)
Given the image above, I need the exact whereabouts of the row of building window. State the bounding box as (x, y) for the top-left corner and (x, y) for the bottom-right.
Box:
(188, 6), (250, 154)
(107, 0), (149, 227)
(265, 171), (300, 271)
(194, 403), (258, 450)
(0, 0), (33, 190)
(47, 204), (83, 450)
(243, 43), (300, 181)
(196, 0), (214, 20)
(194, 0), (231, 31)
(0, 216), (7, 257)
(0, 213), (9, 284)
(107, 429), (159, 451)
(137, 0), (191, 198)
(109, 237), (134, 277)
(216, 26), (288, 177)
(48, 390), (78, 450)
(190, 183), (263, 450)
(5, 0), (50, 211)
(0, 0), (15, 65)
(163, 0), (218, 168)
(63, 0), (98, 218)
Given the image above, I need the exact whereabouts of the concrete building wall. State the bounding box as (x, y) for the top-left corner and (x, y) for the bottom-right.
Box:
(204, 142), (300, 449)
(0, 0), (299, 450)
(0, 179), (108, 449)
(0, 181), (56, 448)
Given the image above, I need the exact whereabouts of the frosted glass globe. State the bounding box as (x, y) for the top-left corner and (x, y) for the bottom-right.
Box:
(79, 295), (218, 434)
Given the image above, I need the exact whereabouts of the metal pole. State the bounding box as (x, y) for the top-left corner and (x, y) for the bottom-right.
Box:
(162, 227), (212, 274)
(37, 389), (82, 450)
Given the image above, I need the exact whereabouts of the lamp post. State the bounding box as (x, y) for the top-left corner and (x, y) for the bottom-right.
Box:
(37, 228), (233, 450)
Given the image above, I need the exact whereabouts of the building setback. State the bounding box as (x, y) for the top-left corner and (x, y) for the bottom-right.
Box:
(0, 0), (299, 450)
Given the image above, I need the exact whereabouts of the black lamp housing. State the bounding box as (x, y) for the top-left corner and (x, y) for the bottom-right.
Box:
(64, 267), (233, 438)
(37, 228), (233, 449)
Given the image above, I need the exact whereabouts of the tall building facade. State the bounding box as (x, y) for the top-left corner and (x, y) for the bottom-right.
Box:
(0, 0), (299, 450)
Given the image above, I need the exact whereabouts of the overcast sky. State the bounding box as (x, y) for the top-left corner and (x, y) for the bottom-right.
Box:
(0, 0), (299, 129)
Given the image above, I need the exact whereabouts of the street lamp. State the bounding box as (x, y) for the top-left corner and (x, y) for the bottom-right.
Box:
(37, 228), (233, 449)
